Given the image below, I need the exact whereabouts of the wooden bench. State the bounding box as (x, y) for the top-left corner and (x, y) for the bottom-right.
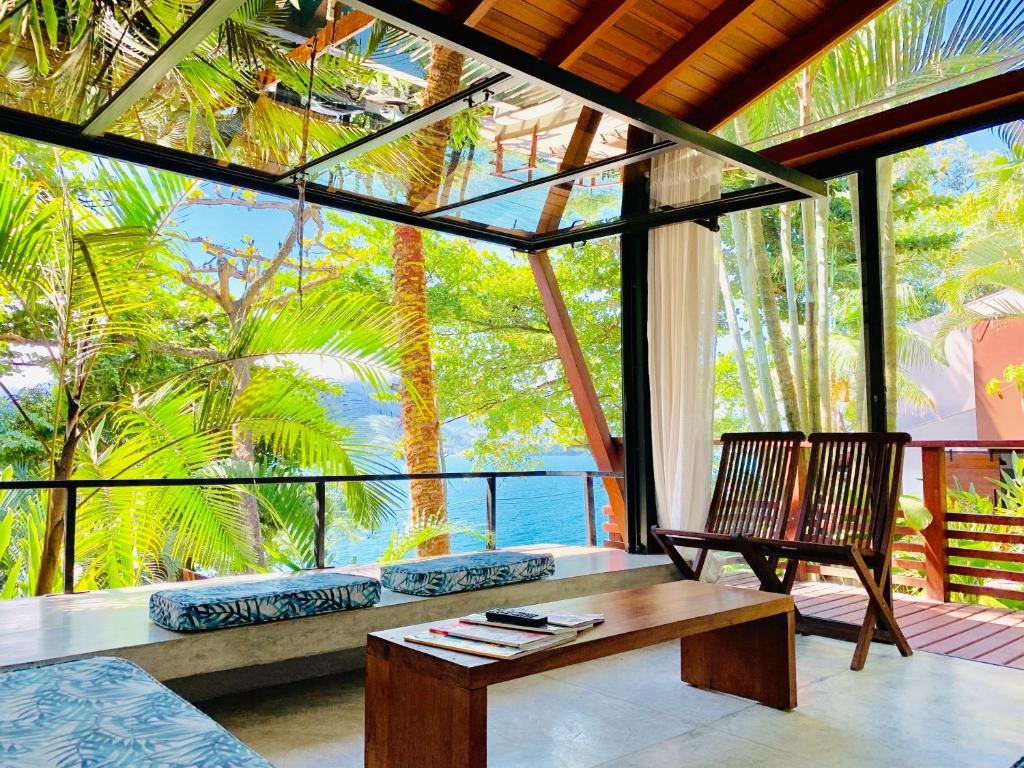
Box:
(365, 580), (796, 768)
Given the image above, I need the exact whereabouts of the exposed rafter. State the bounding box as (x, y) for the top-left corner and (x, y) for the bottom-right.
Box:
(545, 0), (640, 68)
(623, 0), (764, 103)
(762, 68), (1024, 174)
(82, 0), (251, 137)
(452, 0), (499, 26)
(702, 0), (899, 131)
(343, 0), (826, 197)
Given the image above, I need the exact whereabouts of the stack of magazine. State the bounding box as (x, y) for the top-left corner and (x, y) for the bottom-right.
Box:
(405, 612), (605, 660)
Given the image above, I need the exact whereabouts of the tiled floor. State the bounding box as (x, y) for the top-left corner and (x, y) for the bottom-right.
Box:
(725, 572), (1024, 668)
(206, 633), (1024, 767)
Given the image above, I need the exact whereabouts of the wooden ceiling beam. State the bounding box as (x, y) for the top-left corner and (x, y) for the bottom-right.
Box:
(700, 0), (899, 130)
(762, 68), (1024, 174)
(623, 0), (764, 103)
(452, 0), (500, 26)
(545, 0), (640, 68)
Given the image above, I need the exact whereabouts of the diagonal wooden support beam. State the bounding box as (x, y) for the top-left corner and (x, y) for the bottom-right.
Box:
(623, 0), (763, 103)
(525, 106), (627, 539)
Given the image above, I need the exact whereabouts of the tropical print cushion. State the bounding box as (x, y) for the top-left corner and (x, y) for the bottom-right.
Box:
(0, 657), (271, 767)
(381, 551), (555, 596)
(150, 571), (381, 632)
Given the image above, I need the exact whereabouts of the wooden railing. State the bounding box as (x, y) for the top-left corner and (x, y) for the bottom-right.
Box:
(898, 441), (1024, 606)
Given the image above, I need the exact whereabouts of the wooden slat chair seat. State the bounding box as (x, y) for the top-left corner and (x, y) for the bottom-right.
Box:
(737, 432), (913, 671)
(650, 432), (804, 580)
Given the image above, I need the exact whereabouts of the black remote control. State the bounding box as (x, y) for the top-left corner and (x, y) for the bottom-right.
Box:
(485, 608), (548, 628)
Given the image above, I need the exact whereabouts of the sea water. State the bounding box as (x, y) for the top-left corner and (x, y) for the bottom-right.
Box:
(327, 452), (612, 564)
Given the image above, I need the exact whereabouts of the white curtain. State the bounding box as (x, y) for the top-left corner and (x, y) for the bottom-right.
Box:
(648, 149), (721, 575)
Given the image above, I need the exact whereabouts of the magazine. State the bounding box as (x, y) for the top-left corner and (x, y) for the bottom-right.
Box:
(431, 621), (577, 650)
(547, 613), (606, 629)
(460, 613), (577, 635)
(405, 630), (574, 660)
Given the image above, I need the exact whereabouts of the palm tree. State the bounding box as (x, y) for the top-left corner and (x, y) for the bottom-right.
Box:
(0, 146), (409, 594)
(392, 44), (466, 558)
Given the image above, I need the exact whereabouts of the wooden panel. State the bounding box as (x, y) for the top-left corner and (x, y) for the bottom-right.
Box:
(623, 0), (763, 101)
(947, 513), (1024, 527)
(949, 565), (1024, 583)
(365, 646), (486, 768)
(680, 610), (796, 710)
(698, 0), (898, 129)
(545, 0), (642, 67)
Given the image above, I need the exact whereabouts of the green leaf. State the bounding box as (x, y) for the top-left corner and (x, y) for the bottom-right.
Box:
(1, 554), (22, 599)
(900, 495), (933, 532)
(0, 513), (12, 558)
(40, 0), (57, 46)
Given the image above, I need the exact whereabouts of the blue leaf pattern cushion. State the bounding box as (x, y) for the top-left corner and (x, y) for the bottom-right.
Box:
(381, 551), (555, 596)
(0, 657), (271, 767)
(150, 572), (381, 632)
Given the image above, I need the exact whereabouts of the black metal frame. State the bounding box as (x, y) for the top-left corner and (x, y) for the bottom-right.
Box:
(0, 469), (619, 594)
(0, 0), (829, 251)
(620, 126), (657, 554)
(856, 162), (889, 431)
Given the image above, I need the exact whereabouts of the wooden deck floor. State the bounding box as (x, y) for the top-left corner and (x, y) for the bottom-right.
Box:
(723, 572), (1024, 669)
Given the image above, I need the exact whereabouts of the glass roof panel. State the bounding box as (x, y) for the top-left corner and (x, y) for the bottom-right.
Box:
(436, 157), (775, 238)
(105, 3), (497, 174)
(0, 0), (202, 124)
(724, 0), (1024, 153)
(313, 82), (644, 213)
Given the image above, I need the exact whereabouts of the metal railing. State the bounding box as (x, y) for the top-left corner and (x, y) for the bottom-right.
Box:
(0, 470), (621, 594)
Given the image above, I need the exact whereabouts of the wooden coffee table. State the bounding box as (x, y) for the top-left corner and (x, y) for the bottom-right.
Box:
(365, 580), (795, 768)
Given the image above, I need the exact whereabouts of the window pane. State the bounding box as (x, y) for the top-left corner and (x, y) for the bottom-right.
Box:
(0, 0), (200, 124)
(713, 176), (865, 434)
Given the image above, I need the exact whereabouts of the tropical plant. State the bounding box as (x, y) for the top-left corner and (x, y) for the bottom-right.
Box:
(0, 144), (411, 595)
(715, 0), (1024, 434)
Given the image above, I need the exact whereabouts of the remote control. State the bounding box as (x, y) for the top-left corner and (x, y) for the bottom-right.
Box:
(485, 608), (548, 628)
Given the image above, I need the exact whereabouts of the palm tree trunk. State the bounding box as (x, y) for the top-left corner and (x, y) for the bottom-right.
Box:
(36, 400), (80, 596)
(718, 255), (763, 429)
(730, 211), (780, 429)
(801, 200), (822, 432)
(747, 205), (801, 430)
(231, 359), (265, 568)
(848, 175), (869, 431)
(779, 204), (807, 429)
(877, 154), (899, 430)
(393, 44), (465, 557)
(814, 196), (832, 430)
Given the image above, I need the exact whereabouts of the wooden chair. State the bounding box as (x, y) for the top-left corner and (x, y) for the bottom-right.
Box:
(737, 432), (913, 671)
(650, 432), (804, 580)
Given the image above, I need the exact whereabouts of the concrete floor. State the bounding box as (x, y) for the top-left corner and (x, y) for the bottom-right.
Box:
(204, 635), (1024, 767)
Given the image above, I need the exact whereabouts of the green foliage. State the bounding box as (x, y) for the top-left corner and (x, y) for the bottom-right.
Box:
(946, 454), (1024, 610)
(378, 518), (488, 564)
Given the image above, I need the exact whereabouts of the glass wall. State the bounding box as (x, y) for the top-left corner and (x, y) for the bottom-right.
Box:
(713, 176), (864, 436)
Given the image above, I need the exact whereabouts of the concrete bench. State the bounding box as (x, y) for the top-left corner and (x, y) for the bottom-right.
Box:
(0, 546), (675, 701)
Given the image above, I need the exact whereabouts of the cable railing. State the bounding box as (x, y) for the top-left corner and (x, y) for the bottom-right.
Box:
(0, 470), (621, 594)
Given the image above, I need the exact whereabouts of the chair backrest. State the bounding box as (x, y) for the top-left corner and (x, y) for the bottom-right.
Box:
(795, 432), (911, 553)
(705, 432), (805, 539)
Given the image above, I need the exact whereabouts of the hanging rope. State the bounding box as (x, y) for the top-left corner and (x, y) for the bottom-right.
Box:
(295, 28), (318, 306)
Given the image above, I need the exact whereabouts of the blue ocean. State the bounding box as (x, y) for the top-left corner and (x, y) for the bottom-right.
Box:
(327, 452), (612, 564)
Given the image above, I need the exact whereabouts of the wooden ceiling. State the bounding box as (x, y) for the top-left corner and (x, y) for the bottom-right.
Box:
(417, 0), (897, 132)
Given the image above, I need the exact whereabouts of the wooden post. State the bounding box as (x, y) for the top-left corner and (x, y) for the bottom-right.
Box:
(921, 446), (948, 602)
